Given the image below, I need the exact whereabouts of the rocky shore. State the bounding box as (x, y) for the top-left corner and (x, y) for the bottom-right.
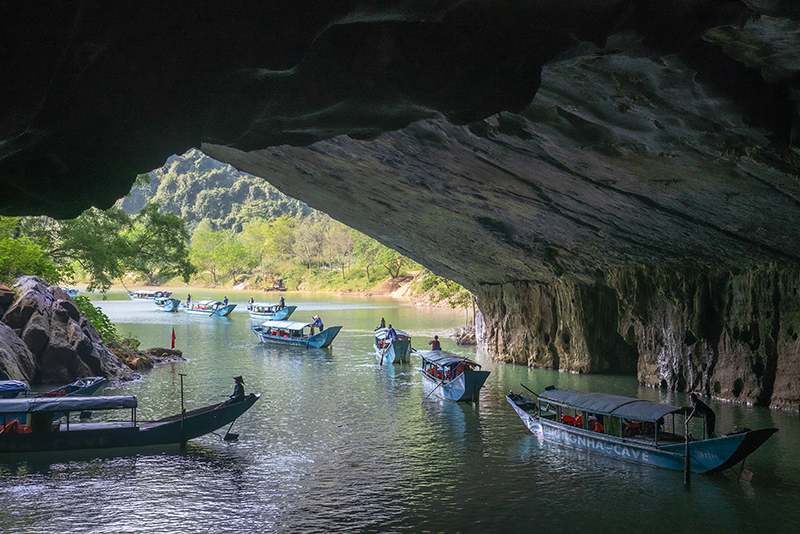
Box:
(0, 276), (183, 386)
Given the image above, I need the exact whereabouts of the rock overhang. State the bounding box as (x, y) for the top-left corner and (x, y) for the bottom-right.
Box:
(0, 1), (799, 290)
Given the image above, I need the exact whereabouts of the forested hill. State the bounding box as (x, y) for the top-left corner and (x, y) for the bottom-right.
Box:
(118, 149), (313, 231)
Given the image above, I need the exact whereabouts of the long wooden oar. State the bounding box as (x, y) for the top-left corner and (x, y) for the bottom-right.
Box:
(420, 378), (446, 404)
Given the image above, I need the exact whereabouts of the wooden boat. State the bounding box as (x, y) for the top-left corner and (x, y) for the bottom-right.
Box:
(419, 351), (490, 402)
(246, 303), (296, 320)
(0, 380), (30, 399)
(251, 319), (342, 348)
(180, 299), (237, 317)
(0, 393), (259, 453)
(154, 296), (181, 312)
(507, 386), (778, 474)
(128, 290), (172, 300)
(374, 326), (411, 364)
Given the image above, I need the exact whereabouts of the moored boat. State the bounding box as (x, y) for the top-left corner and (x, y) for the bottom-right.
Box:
(506, 386), (778, 475)
(419, 350), (490, 402)
(128, 290), (172, 300)
(154, 297), (182, 312)
(39, 376), (107, 397)
(0, 380), (30, 399)
(180, 299), (237, 317)
(247, 303), (296, 320)
(374, 326), (411, 364)
(62, 287), (79, 297)
(0, 393), (259, 453)
(251, 319), (341, 349)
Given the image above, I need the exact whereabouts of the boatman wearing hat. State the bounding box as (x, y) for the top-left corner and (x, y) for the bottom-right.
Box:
(230, 376), (245, 403)
(311, 315), (324, 334)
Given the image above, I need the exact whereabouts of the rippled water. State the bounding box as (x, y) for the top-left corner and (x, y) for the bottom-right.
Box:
(2, 290), (799, 533)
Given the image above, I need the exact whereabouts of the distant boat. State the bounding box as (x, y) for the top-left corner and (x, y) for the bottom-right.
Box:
(128, 290), (172, 300)
(419, 351), (490, 402)
(62, 287), (79, 298)
(251, 319), (342, 349)
(180, 299), (236, 317)
(0, 393), (260, 454)
(374, 326), (411, 364)
(154, 297), (181, 312)
(0, 381), (30, 399)
(246, 303), (296, 320)
(506, 386), (778, 475)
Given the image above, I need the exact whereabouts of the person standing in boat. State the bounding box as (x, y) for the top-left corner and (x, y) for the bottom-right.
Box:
(229, 376), (245, 403)
(386, 324), (398, 340)
(379, 317), (386, 328)
(429, 335), (441, 350)
(223, 296), (229, 307)
(279, 296), (285, 309)
(311, 315), (324, 334)
(248, 296), (254, 310)
(689, 392), (716, 438)
(186, 293), (192, 307)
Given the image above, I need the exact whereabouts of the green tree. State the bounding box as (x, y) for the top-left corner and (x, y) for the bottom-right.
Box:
(190, 222), (228, 284)
(353, 232), (381, 283)
(0, 217), (67, 285)
(325, 221), (355, 280)
(376, 243), (412, 278)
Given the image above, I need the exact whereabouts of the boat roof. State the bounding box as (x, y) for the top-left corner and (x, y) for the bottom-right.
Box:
(374, 327), (409, 338)
(196, 299), (220, 305)
(418, 350), (479, 367)
(0, 380), (29, 392)
(537, 387), (681, 422)
(0, 395), (138, 414)
(260, 319), (311, 330)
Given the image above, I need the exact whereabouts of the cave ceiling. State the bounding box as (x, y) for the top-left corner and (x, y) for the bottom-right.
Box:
(2, 1), (800, 290)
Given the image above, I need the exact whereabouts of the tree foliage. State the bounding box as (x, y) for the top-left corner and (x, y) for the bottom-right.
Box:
(420, 270), (472, 308)
(0, 217), (67, 285)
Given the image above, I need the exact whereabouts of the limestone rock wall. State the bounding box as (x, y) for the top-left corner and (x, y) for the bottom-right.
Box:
(477, 264), (800, 410)
(0, 277), (133, 384)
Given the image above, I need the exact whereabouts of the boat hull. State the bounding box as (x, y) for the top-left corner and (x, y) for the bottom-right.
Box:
(252, 325), (341, 348)
(247, 305), (296, 320)
(374, 339), (411, 364)
(421, 370), (490, 402)
(154, 297), (181, 312)
(506, 395), (778, 474)
(0, 394), (259, 454)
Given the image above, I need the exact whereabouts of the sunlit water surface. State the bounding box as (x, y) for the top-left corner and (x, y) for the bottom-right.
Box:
(2, 290), (799, 533)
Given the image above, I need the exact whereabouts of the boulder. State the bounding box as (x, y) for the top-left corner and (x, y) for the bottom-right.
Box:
(0, 321), (37, 381)
(1, 276), (134, 384)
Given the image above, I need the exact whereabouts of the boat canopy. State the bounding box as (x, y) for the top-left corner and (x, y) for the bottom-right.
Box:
(419, 350), (480, 368)
(0, 395), (138, 414)
(0, 380), (30, 394)
(537, 387), (681, 422)
(374, 327), (409, 339)
(260, 320), (311, 330)
(195, 300), (219, 306)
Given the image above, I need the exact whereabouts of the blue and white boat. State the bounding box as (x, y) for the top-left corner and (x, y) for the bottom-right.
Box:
(180, 299), (236, 317)
(374, 326), (411, 364)
(419, 351), (490, 402)
(251, 319), (341, 349)
(154, 297), (181, 312)
(128, 290), (172, 300)
(246, 303), (296, 320)
(507, 386), (778, 475)
(62, 287), (79, 298)
(0, 381), (30, 399)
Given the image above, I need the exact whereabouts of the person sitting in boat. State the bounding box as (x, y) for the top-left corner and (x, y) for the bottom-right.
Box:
(229, 376), (245, 403)
(311, 315), (324, 333)
(279, 296), (285, 309)
(386, 325), (398, 340)
(689, 392), (716, 438)
(428, 335), (441, 350)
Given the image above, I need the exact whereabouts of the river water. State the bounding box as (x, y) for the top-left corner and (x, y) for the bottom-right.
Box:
(2, 290), (799, 533)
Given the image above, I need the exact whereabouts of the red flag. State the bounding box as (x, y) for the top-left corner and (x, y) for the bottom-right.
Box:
(171, 327), (176, 349)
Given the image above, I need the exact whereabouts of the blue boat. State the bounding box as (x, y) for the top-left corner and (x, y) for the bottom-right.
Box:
(180, 299), (237, 317)
(39, 376), (107, 398)
(374, 326), (411, 364)
(0, 393), (259, 453)
(419, 351), (490, 402)
(0, 381), (30, 399)
(154, 297), (181, 312)
(251, 319), (342, 349)
(62, 287), (79, 297)
(246, 303), (296, 320)
(128, 290), (172, 300)
(507, 386), (778, 474)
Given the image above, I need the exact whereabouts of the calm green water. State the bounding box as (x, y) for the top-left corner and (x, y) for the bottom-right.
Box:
(2, 290), (799, 533)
